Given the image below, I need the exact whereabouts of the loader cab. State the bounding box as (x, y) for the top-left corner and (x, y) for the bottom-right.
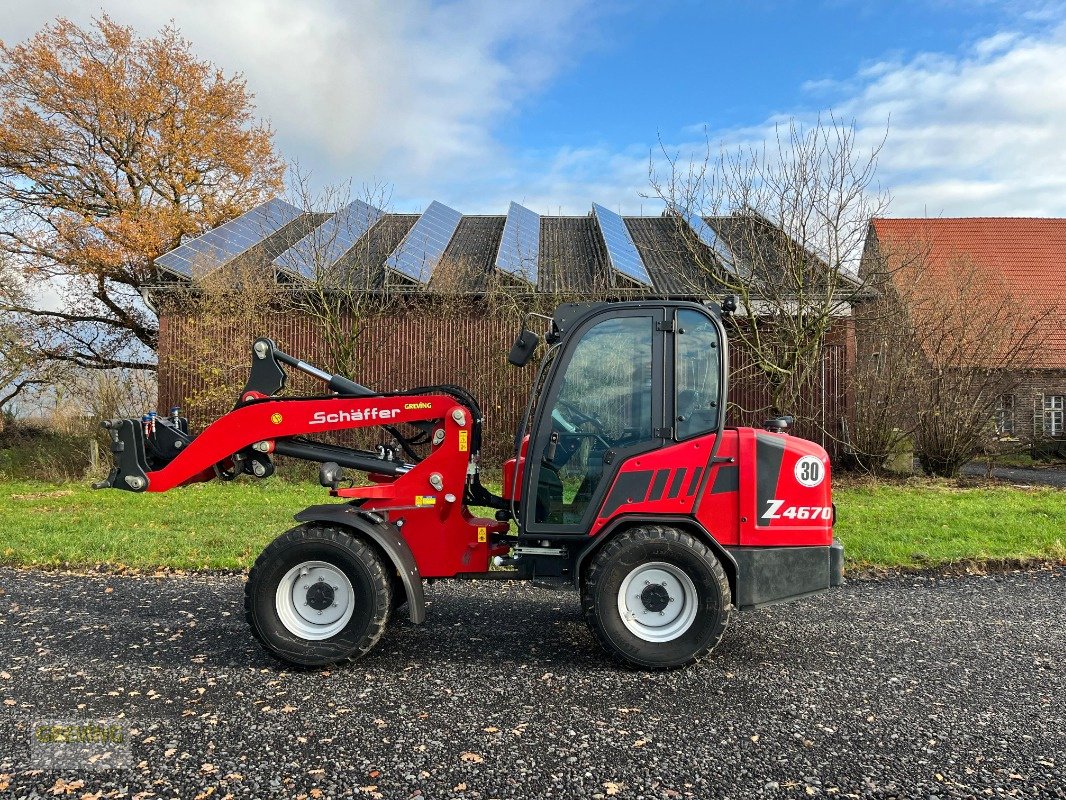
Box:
(517, 301), (727, 539)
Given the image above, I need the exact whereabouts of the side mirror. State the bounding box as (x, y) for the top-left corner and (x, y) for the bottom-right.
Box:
(721, 295), (738, 316)
(507, 329), (540, 367)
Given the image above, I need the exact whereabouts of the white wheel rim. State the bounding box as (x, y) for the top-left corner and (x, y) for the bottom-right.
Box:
(617, 562), (699, 642)
(275, 560), (355, 640)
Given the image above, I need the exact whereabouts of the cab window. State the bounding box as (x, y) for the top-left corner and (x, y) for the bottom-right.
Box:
(534, 315), (655, 525)
(675, 309), (720, 440)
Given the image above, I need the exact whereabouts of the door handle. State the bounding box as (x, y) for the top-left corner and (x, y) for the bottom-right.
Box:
(545, 431), (560, 463)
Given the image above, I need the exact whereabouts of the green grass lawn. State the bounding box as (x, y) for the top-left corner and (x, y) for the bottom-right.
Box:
(0, 478), (1062, 572)
(835, 480), (1066, 569)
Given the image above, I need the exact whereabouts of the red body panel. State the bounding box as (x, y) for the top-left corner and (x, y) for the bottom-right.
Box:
(590, 428), (832, 548)
(501, 435), (529, 501)
(736, 429), (833, 547)
(590, 434), (731, 538)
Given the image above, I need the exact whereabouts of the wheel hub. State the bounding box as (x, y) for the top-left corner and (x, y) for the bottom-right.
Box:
(640, 582), (670, 613)
(305, 581), (335, 611)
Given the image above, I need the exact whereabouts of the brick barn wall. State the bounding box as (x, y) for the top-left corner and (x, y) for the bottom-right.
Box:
(158, 310), (850, 464)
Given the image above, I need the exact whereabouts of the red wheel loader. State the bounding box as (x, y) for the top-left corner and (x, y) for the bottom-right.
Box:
(96, 300), (842, 669)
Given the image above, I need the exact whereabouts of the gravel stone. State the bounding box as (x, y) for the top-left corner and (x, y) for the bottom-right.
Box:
(0, 566), (1063, 798)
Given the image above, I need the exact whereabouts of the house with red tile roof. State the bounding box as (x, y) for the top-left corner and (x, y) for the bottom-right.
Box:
(865, 217), (1066, 453)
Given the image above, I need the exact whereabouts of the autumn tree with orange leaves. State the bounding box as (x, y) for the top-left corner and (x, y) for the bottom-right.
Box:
(0, 16), (284, 371)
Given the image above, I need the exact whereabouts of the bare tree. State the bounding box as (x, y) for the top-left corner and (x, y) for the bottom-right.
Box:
(841, 308), (922, 474)
(159, 260), (281, 418)
(0, 316), (60, 413)
(277, 172), (398, 380)
(652, 117), (889, 422)
(860, 235), (1050, 477)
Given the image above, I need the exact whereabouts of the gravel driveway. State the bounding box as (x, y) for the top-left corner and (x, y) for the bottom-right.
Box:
(0, 566), (1063, 799)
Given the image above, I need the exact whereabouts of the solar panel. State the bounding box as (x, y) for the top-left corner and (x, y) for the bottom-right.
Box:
(495, 201), (540, 283)
(680, 211), (740, 276)
(156, 198), (302, 277)
(273, 199), (384, 280)
(384, 201), (462, 283)
(591, 203), (651, 285)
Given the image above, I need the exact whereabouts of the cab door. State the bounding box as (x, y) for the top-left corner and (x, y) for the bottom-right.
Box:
(522, 307), (666, 536)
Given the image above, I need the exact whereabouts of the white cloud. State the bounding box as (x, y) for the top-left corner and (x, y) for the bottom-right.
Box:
(4, 4), (1066, 217)
(1, 0), (596, 210)
(523, 19), (1066, 218)
(838, 25), (1066, 215)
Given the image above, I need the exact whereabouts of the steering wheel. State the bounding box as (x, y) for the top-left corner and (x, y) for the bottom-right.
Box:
(556, 399), (607, 434)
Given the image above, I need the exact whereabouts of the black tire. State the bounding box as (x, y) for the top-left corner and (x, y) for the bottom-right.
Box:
(581, 525), (732, 669)
(244, 524), (392, 667)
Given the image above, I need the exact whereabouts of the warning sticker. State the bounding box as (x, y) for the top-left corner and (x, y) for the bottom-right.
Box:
(477, 526), (487, 543)
(415, 495), (437, 507)
(458, 430), (469, 452)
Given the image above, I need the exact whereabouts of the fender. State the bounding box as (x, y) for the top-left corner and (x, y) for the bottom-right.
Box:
(571, 514), (739, 605)
(294, 504), (426, 624)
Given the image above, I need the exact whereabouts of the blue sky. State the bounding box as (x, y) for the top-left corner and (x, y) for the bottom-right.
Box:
(532, 1), (1031, 145)
(5, 0), (1066, 216)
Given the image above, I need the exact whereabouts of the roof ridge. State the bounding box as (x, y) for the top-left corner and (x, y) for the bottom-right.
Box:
(874, 216), (1066, 222)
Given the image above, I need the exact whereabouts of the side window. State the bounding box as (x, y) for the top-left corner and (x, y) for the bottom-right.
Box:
(555, 316), (654, 443)
(675, 309), (720, 440)
(535, 315), (655, 525)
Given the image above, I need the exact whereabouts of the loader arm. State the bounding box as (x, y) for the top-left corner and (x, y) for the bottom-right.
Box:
(130, 393), (464, 493)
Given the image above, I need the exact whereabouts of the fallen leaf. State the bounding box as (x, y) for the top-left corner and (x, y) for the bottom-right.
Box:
(310, 790), (323, 798)
(201, 763), (217, 774)
(604, 781), (624, 796)
(633, 739), (648, 748)
(460, 752), (484, 763)
(751, 735), (759, 743)
(454, 783), (468, 791)
(281, 704), (297, 713)
(50, 778), (85, 795)
(0, 671), (10, 680)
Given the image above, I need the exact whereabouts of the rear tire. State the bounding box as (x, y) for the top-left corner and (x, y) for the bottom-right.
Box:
(581, 525), (732, 669)
(244, 524), (392, 667)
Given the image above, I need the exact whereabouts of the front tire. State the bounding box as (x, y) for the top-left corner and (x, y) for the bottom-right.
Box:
(244, 524), (392, 667)
(581, 526), (732, 669)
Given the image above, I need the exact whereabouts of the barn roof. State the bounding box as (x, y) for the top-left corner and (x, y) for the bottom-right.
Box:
(869, 217), (1066, 368)
(153, 197), (845, 299)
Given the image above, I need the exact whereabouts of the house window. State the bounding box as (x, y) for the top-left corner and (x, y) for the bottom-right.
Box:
(994, 394), (1015, 436)
(1045, 395), (1065, 437)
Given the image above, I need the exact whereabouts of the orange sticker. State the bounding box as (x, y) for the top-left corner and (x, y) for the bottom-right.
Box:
(270, 413), (283, 425)
(458, 430), (469, 452)
(477, 527), (487, 543)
